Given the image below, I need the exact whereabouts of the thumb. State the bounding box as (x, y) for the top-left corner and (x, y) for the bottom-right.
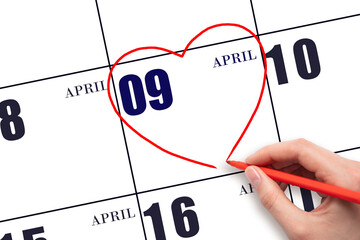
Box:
(245, 166), (306, 232)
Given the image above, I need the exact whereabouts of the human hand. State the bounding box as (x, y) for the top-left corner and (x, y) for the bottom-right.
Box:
(245, 139), (360, 240)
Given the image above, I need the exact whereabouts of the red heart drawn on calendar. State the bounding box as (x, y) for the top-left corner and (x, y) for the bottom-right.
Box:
(107, 23), (267, 169)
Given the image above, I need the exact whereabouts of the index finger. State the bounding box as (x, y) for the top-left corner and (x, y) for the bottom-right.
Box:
(245, 139), (343, 183)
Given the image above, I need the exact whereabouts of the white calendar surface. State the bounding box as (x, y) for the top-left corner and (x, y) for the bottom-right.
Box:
(1, 1), (360, 239)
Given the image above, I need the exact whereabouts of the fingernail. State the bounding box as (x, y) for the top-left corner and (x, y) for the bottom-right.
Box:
(245, 167), (261, 188)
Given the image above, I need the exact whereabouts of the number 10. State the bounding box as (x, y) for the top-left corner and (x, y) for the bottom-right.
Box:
(266, 38), (321, 84)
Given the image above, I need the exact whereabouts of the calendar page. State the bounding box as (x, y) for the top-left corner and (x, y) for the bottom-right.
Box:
(1, 1), (360, 239)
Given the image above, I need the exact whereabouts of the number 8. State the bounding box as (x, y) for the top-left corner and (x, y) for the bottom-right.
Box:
(0, 99), (25, 141)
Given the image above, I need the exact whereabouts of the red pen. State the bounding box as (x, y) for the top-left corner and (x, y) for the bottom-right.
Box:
(227, 160), (360, 204)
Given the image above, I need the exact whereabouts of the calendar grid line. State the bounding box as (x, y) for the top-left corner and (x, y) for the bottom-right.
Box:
(0, 65), (109, 90)
(94, 1), (148, 239)
(1, 12), (359, 91)
(249, 0), (282, 144)
(137, 170), (244, 195)
(249, 0), (297, 204)
(114, 35), (254, 65)
(257, 12), (360, 37)
(0, 170), (245, 224)
(288, 185), (294, 203)
(0, 141), (357, 224)
(335, 146), (360, 154)
(0, 193), (136, 224)
(264, 74), (282, 143)
(0, 35), (255, 90)
(264, 76), (281, 143)
(249, 0), (318, 210)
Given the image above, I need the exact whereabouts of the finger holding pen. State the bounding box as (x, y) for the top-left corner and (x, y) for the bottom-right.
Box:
(246, 138), (358, 190)
(242, 138), (360, 240)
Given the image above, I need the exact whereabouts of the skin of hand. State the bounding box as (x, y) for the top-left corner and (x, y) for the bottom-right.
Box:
(244, 139), (360, 240)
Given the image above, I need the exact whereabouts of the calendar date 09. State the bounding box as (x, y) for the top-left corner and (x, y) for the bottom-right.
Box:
(0, 39), (320, 140)
(119, 38), (320, 116)
(119, 69), (173, 116)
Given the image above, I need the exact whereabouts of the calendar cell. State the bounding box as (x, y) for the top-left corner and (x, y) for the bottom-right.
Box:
(139, 173), (288, 240)
(109, 36), (279, 191)
(0, 196), (144, 240)
(262, 16), (360, 152)
(0, 69), (134, 220)
(0, 0), (108, 87)
(97, 0), (258, 63)
(252, 0), (360, 34)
